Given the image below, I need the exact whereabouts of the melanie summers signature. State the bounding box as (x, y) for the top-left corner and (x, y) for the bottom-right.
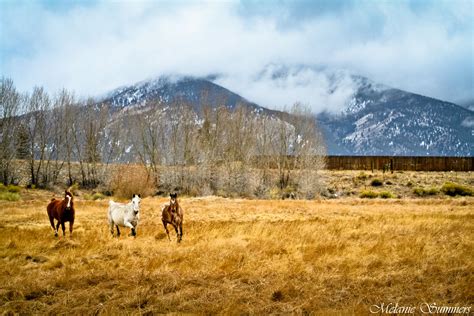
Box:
(370, 302), (471, 314)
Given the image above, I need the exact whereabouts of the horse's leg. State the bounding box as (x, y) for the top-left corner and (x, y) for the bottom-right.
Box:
(110, 221), (115, 236)
(115, 225), (121, 237)
(162, 220), (171, 241)
(172, 224), (180, 243)
(179, 223), (183, 242)
(55, 221), (60, 237)
(48, 215), (56, 236)
(124, 221), (136, 237)
(61, 222), (66, 237)
(69, 220), (74, 237)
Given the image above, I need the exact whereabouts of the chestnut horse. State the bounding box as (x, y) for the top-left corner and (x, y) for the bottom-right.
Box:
(47, 190), (75, 237)
(161, 193), (184, 242)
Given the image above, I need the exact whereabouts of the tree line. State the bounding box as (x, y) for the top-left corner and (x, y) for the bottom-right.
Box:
(1, 77), (326, 199)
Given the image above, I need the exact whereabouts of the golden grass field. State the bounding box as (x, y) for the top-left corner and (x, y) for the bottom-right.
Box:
(0, 172), (473, 315)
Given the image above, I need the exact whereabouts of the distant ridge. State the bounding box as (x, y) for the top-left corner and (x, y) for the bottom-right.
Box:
(100, 69), (473, 157)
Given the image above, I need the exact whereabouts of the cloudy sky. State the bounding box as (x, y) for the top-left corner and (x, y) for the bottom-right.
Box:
(1, 0), (473, 112)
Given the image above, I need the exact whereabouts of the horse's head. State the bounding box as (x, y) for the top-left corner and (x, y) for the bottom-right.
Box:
(65, 190), (73, 211)
(170, 193), (178, 212)
(170, 193), (178, 205)
(132, 194), (141, 215)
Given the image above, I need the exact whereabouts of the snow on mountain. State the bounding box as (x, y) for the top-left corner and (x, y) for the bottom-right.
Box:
(101, 75), (264, 113)
(316, 80), (474, 156)
(100, 67), (473, 157)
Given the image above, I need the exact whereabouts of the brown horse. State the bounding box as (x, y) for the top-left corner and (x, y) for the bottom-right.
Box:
(161, 193), (184, 242)
(47, 190), (75, 237)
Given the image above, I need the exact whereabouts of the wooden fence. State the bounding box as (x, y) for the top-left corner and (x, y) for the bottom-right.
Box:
(325, 156), (474, 171)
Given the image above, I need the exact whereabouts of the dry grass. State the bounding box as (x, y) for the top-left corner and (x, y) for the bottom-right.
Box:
(0, 187), (473, 314)
(323, 170), (474, 198)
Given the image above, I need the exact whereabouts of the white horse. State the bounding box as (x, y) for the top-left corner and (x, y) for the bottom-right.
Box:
(108, 194), (141, 237)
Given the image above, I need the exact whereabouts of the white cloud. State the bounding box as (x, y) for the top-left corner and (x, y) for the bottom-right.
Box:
(1, 0), (473, 112)
(215, 65), (359, 113)
(461, 117), (474, 128)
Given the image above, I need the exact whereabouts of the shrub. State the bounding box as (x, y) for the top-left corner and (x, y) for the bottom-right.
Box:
(356, 172), (368, 181)
(282, 186), (297, 199)
(406, 181), (413, 187)
(441, 182), (473, 197)
(360, 190), (378, 198)
(109, 164), (155, 198)
(385, 180), (393, 185)
(0, 192), (21, 201)
(413, 187), (439, 197)
(84, 192), (106, 201)
(254, 185), (269, 199)
(269, 187), (281, 200)
(7, 185), (21, 193)
(0, 184), (21, 193)
(268, 187), (296, 200)
(370, 179), (383, 187)
(379, 191), (395, 199)
(92, 193), (105, 200)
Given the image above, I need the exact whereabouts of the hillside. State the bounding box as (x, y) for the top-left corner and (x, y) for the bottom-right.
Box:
(101, 75), (266, 114)
(100, 71), (473, 157)
(316, 77), (474, 156)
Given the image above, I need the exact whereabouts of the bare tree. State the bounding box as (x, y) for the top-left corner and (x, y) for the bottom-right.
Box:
(220, 105), (257, 196)
(226, 103), (325, 199)
(0, 78), (21, 184)
(135, 103), (163, 188)
(253, 114), (274, 195)
(270, 109), (294, 190)
(41, 89), (75, 185)
(287, 103), (326, 198)
(69, 98), (108, 187)
(55, 90), (76, 185)
(24, 87), (51, 187)
(84, 99), (108, 187)
(166, 100), (198, 193)
(196, 105), (227, 194)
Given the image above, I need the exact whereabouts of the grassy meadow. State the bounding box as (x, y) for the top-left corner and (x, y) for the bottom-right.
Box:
(0, 172), (473, 314)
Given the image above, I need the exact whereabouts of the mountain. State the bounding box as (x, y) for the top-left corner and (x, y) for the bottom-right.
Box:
(457, 99), (474, 112)
(228, 64), (473, 156)
(101, 75), (265, 113)
(316, 76), (474, 156)
(100, 70), (473, 157)
(98, 75), (285, 162)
